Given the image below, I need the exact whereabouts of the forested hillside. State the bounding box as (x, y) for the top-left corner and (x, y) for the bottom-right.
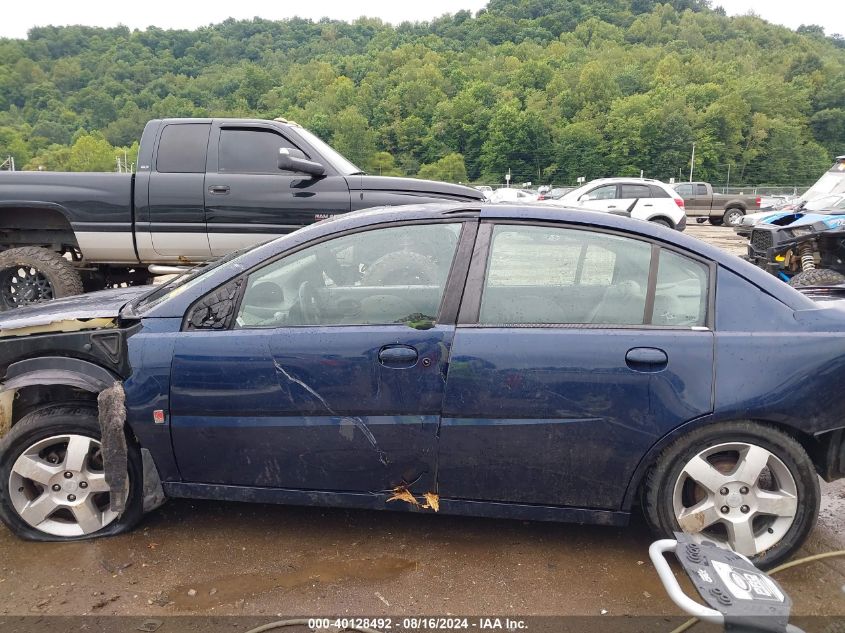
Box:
(0, 0), (843, 185)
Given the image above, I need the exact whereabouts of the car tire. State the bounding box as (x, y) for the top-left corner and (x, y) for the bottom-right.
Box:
(788, 268), (845, 288)
(649, 218), (674, 229)
(723, 207), (744, 226)
(708, 217), (723, 226)
(642, 421), (819, 569)
(0, 405), (144, 541)
(0, 246), (84, 311)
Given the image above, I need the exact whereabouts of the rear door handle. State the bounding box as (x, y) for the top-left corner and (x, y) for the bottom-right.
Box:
(378, 345), (418, 368)
(626, 347), (668, 372)
(208, 185), (230, 195)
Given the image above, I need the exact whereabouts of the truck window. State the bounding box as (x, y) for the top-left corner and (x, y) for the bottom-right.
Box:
(675, 184), (692, 196)
(218, 128), (302, 174)
(156, 123), (210, 173)
(695, 184), (708, 196)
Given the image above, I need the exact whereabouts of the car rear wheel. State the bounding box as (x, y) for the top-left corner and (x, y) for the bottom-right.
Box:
(649, 218), (673, 229)
(642, 421), (819, 569)
(0, 406), (143, 541)
(0, 246), (84, 311)
(723, 207), (744, 226)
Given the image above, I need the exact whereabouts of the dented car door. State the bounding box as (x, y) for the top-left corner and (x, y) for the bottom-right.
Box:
(168, 221), (473, 495)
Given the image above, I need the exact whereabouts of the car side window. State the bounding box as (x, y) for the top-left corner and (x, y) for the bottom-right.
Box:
(478, 225), (709, 327)
(480, 225), (651, 325)
(218, 128), (303, 174)
(649, 185), (671, 198)
(652, 250), (709, 326)
(620, 184), (651, 199)
(235, 223), (462, 328)
(583, 185), (617, 201)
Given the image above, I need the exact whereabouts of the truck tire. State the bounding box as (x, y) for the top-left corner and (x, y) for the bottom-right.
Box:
(0, 247), (84, 311)
(788, 268), (845, 288)
(723, 207), (744, 226)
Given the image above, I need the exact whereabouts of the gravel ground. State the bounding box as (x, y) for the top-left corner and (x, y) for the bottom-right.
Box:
(0, 224), (842, 627)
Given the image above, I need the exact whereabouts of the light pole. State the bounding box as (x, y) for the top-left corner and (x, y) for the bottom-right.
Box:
(688, 142), (696, 182)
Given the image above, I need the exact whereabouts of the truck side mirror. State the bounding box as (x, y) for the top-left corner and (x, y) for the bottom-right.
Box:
(278, 148), (325, 177)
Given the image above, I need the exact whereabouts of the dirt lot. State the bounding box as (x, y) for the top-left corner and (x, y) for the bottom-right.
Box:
(0, 225), (842, 628)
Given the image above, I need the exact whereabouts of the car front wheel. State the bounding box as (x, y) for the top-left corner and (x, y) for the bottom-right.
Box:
(642, 421), (819, 569)
(0, 406), (143, 541)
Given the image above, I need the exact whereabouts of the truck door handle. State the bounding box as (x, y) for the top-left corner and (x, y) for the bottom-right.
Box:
(626, 347), (668, 372)
(378, 345), (418, 368)
(208, 185), (230, 195)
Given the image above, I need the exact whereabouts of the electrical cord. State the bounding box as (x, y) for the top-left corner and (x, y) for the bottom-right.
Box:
(243, 618), (384, 633)
(667, 550), (845, 633)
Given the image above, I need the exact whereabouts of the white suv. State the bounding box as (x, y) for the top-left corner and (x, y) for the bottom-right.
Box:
(554, 178), (687, 231)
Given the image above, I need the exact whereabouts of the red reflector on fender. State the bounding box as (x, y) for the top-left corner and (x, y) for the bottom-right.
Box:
(153, 410), (166, 424)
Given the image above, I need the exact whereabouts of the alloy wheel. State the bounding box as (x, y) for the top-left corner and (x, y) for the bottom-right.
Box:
(0, 266), (54, 308)
(8, 434), (126, 537)
(671, 442), (798, 556)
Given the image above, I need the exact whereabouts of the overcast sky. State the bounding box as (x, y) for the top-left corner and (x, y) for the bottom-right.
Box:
(0, 0), (842, 39)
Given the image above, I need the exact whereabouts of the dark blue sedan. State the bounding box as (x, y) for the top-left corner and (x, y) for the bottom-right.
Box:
(0, 203), (843, 568)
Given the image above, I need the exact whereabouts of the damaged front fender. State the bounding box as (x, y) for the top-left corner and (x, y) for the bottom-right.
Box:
(0, 358), (137, 514)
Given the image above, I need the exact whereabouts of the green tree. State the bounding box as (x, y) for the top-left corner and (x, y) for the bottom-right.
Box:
(369, 151), (403, 176)
(417, 153), (468, 183)
(331, 106), (376, 168)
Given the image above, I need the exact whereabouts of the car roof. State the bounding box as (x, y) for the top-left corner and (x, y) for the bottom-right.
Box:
(584, 177), (667, 185)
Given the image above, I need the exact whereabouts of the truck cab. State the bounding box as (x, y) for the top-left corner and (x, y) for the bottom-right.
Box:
(672, 181), (760, 226)
(0, 117), (481, 308)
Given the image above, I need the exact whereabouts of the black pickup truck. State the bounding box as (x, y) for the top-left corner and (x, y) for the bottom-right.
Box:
(0, 118), (481, 309)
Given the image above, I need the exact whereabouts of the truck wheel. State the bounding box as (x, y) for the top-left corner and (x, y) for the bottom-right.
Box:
(723, 207), (744, 226)
(642, 421), (819, 569)
(708, 217), (723, 226)
(0, 247), (84, 311)
(788, 268), (845, 288)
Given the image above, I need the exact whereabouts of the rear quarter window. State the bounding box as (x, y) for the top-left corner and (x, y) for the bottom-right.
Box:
(156, 124), (210, 173)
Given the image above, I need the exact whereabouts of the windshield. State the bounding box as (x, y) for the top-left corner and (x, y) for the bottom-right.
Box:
(130, 247), (253, 314)
(802, 167), (845, 201)
(804, 195), (845, 213)
(296, 126), (363, 176)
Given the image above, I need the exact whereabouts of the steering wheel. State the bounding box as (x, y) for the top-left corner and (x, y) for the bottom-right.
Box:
(297, 280), (321, 325)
